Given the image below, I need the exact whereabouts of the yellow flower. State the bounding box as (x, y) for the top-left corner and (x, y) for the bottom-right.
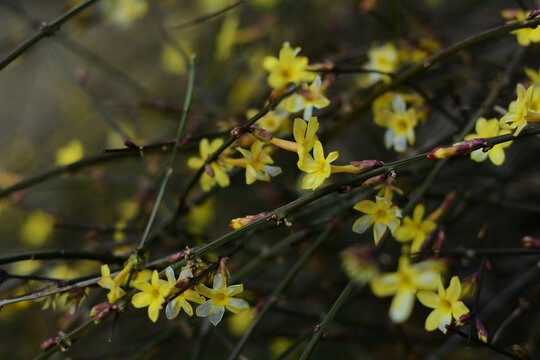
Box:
(262, 42), (315, 89)
(131, 270), (171, 322)
(464, 118), (512, 166)
(395, 204), (437, 252)
(507, 10), (540, 46)
(236, 141), (282, 184)
(55, 140), (84, 165)
(164, 267), (205, 319)
(97, 264), (132, 304)
(525, 67), (540, 86)
(188, 138), (231, 191)
(195, 273), (250, 326)
(417, 276), (469, 333)
(297, 140), (338, 190)
(285, 75), (330, 120)
(370, 256), (441, 323)
(352, 196), (401, 245)
(293, 117), (319, 161)
(500, 83), (540, 136)
(104, 0), (149, 27)
(357, 43), (399, 87)
(375, 95), (418, 152)
(248, 108), (290, 136)
(20, 210), (54, 247)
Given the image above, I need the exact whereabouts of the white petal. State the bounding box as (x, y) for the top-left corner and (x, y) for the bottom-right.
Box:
(209, 306), (225, 326)
(352, 215), (373, 234)
(392, 95), (406, 114)
(196, 300), (215, 317)
(394, 135), (407, 152)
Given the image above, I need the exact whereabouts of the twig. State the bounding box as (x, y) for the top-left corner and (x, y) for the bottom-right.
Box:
(450, 328), (520, 360)
(137, 55), (197, 252)
(0, 249), (124, 265)
(0, 0), (101, 71)
(172, 0), (249, 30)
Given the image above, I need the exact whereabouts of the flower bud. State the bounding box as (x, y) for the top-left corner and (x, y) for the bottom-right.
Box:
(362, 170), (395, 188)
(521, 236), (540, 248)
(90, 301), (114, 324)
(248, 125), (273, 142)
(349, 160), (384, 174)
(427, 138), (484, 159)
(475, 317), (488, 343)
(455, 312), (472, 326)
(168, 251), (185, 263)
(229, 211), (271, 229)
(427, 191), (457, 222)
(512, 344), (530, 360)
(230, 126), (244, 137)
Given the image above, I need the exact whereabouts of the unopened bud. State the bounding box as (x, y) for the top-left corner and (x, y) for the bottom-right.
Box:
(475, 317), (488, 343)
(427, 191), (457, 222)
(349, 160), (384, 174)
(90, 302), (114, 324)
(527, 9), (540, 20)
(521, 236), (540, 248)
(248, 125), (273, 142)
(229, 211), (270, 229)
(460, 272), (478, 299)
(427, 138), (484, 159)
(168, 251), (185, 263)
(217, 257), (230, 280)
(205, 163), (215, 177)
(39, 338), (56, 352)
(230, 126), (243, 137)
(512, 344), (530, 360)
(455, 312), (472, 326)
(433, 229), (445, 253)
(477, 222), (489, 240)
(362, 170), (395, 188)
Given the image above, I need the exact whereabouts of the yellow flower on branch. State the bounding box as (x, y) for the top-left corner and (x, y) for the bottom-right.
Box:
(352, 196), (401, 245)
(503, 10), (540, 46)
(395, 204), (437, 252)
(500, 83), (540, 136)
(285, 75), (330, 120)
(297, 140), (338, 190)
(375, 95), (418, 152)
(188, 138), (231, 191)
(262, 42), (315, 89)
(417, 276), (470, 333)
(370, 256), (441, 323)
(131, 270), (171, 322)
(464, 118), (512, 166)
(235, 141), (282, 185)
(164, 267), (205, 319)
(97, 264), (132, 304)
(357, 43), (399, 87)
(195, 274), (250, 326)
(292, 117), (319, 162)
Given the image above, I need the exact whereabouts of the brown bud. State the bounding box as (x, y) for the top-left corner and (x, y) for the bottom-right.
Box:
(205, 163), (215, 178)
(427, 138), (484, 159)
(90, 302), (114, 324)
(230, 126), (243, 137)
(168, 251), (185, 263)
(521, 236), (540, 248)
(248, 125), (274, 142)
(362, 171), (394, 188)
(39, 338), (56, 352)
(349, 160), (384, 174)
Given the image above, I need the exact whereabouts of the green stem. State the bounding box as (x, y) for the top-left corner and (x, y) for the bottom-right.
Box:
(228, 226), (334, 360)
(0, 0), (101, 71)
(33, 318), (95, 360)
(137, 55), (197, 252)
(299, 280), (356, 360)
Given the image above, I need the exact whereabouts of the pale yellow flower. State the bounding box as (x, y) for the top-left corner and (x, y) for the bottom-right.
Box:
(285, 76), (330, 120)
(352, 197), (401, 245)
(465, 118), (512, 166)
(375, 95), (418, 152)
(262, 42), (315, 89)
(370, 256), (441, 323)
(188, 138), (231, 191)
(236, 141), (282, 184)
(500, 83), (540, 136)
(164, 267), (205, 319)
(297, 140), (338, 190)
(395, 204), (437, 252)
(357, 43), (399, 87)
(417, 276), (469, 333)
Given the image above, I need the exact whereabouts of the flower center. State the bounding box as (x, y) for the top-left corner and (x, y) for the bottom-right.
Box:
(213, 291), (228, 306)
(440, 298), (452, 312)
(393, 116), (410, 134)
(372, 209), (389, 223)
(280, 68), (291, 79)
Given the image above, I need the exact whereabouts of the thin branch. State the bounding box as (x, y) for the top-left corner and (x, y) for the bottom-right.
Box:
(137, 55), (197, 252)
(172, 0), (249, 30)
(0, 0), (101, 71)
(0, 249), (124, 266)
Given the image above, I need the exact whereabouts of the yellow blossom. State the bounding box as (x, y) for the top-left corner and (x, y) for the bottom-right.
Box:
(505, 10), (540, 46)
(20, 210), (55, 247)
(417, 276), (469, 333)
(235, 141), (282, 184)
(395, 204), (437, 252)
(500, 83), (540, 136)
(297, 140), (338, 190)
(131, 270), (171, 322)
(370, 256), (441, 323)
(188, 138), (231, 191)
(357, 43), (399, 87)
(97, 264), (132, 304)
(464, 118), (512, 166)
(262, 42), (315, 89)
(195, 273), (249, 326)
(164, 267), (205, 319)
(248, 108), (290, 136)
(285, 75), (330, 120)
(292, 117), (319, 162)
(104, 0), (149, 27)
(55, 140), (84, 165)
(375, 95), (418, 152)
(352, 196), (401, 245)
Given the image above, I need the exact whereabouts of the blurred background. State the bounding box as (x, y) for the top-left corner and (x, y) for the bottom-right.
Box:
(0, 0), (539, 359)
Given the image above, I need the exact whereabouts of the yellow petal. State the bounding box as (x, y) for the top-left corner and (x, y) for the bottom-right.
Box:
(446, 276), (461, 301)
(425, 308), (445, 331)
(417, 290), (439, 308)
(370, 273), (398, 297)
(389, 289), (415, 323)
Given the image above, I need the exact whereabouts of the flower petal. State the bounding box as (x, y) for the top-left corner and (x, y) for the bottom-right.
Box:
(446, 276), (461, 301)
(370, 273), (398, 297)
(389, 290), (415, 323)
(209, 306), (225, 326)
(425, 308), (444, 331)
(352, 215), (373, 234)
(417, 290), (439, 309)
(225, 298), (250, 314)
(196, 300), (216, 318)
